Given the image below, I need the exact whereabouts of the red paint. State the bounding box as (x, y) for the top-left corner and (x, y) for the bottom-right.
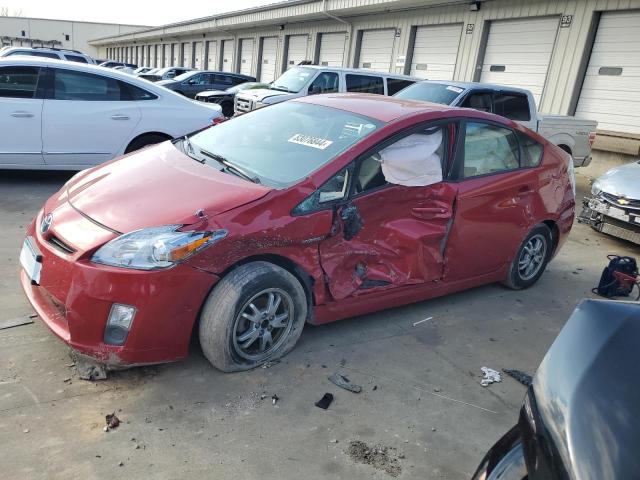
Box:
(21, 94), (574, 366)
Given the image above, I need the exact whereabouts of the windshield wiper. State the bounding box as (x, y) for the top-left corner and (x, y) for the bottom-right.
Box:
(271, 85), (294, 93)
(181, 135), (200, 160)
(199, 149), (260, 184)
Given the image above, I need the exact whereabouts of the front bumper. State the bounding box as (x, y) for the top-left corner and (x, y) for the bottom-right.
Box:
(579, 196), (640, 245)
(20, 211), (219, 367)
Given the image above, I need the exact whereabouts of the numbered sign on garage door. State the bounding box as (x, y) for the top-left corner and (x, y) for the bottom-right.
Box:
(193, 42), (203, 69)
(222, 40), (234, 72)
(182, 42), (192, 68)
(318, 32), (346, 67)
(286, 35), (308, 69)
(260, 37), (278, 82)
(410, 24), (462, 80)
(240, 39), (254, 76)
(480, 17), (559, 107)
(358, 29), (396, 72)
(575, 11), (640, 135)
(206, 40), (217, 70)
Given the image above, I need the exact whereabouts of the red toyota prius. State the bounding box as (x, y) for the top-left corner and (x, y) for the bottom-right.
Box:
(19, 94), (575, 372)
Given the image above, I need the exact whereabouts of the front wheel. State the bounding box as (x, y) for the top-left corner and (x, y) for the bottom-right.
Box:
(199, 261), (307, 372)
(503, 225), (552, 290)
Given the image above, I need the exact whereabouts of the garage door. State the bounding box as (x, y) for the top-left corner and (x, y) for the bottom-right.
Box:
(239, 38), (254, 76)
(286, 35), (308, 70)
(410, 24), (462, 80)
(575, 11), (640, 135)
(358, 29), (396, 72)
(206, 40), (217, 70)
(172, 43), (179, 66)
(182, 42), (192, 68)
(193, 42), (203, 69)
(260, 37), (278, 82)
(318, 32), (346, 67)
(163, 44), (170, 67)
(480, 17), (559, 107)
(222, 40), (234, 72)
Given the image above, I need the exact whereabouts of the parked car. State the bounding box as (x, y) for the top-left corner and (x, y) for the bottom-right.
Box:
(234, 65), (417, 114)
(157, 71), (256, 99)
(0, 46), (95, 64)
(138, 67), (194, 82)
(473, 299), (640, 480)
(19, 94), (575, 372)
(579, 160), (640, 245)
(133, 67), (155, 75)
(395, 81), (598, 168)
(0, 56), (222, 169)
(113, 65), (135, 74)
(99, 60), (138, 69)
(195, 81), (270, 116)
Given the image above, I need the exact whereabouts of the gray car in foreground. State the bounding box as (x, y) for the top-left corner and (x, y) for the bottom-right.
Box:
(579, 160), (640, 245)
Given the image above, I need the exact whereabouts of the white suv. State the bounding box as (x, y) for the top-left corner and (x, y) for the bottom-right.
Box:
(0, 46), (96, 64)
(0, 57), (222, 169)
(234, 65), (418, 114)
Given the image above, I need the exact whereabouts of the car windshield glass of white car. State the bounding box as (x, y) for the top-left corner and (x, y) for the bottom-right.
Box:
(188, 102), (382, 188)
(270, 67), (315, 93)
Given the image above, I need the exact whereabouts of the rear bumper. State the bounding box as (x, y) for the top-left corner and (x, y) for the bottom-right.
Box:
(20, 218), (219, 367)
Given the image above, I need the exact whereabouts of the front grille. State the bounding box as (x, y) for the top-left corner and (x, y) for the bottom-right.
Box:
(47, 235), (76, 255)
(235, 97), (252, 113)
(602, 192), (640, 210)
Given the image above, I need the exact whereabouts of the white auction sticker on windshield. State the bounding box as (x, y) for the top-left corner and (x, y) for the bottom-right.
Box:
(288, 134), (334, 150)
(446, 85), (464, 93)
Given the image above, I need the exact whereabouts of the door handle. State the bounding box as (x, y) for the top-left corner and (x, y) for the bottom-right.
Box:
(10, 111), (34, 118)
(110, 114), (130, 120)
(517, 186), (535, 197)
(411, 206), (450, 220)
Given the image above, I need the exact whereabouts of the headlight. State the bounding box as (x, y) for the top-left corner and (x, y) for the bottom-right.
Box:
(254, 101), (267, 109)
(591, 180), (602, 196)
(91, 225), (227, 270)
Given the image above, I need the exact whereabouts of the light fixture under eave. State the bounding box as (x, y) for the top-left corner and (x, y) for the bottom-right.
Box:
(470, 1), (481, 11)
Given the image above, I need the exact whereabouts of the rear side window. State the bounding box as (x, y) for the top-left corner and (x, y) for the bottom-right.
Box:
(214, 74), (234, 86)
(462, 122), (519, 178)
(0, 66), (39, 98)
(517, 131), (543, 167)
(64, 54), (88, 63)
(53, 69), (123, 101)
(120, 82), (158, 101)
(346, 74), (384, 95)
(494, 94), (531, 121)
(386, 78), (414, 96)
(231, 76), (246, 86)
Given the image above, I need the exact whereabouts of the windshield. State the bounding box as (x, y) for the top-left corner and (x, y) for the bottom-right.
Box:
(174, 71), (195, 82)
(188, 102), (382, 188)
(270, 67), (315, 93)
(394, 82), (464, 105)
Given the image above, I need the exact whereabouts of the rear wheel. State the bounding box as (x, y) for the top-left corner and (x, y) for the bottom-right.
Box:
(125, 133), (170, 153)
(199, 261), (307, 372)
(504, 225), (552, 290)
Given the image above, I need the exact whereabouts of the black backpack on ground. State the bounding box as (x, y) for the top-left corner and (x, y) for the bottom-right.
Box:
(593, 255), (639, 300)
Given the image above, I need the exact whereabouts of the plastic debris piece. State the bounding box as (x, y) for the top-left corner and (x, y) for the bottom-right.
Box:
(0, 315), (35, 330)
(503, 369), (533, 386)
(412, 317), (433, 327)
(329, 373), (362, 393)
(480, 367), (501, 387)
(315, 393), (334, 410)
(271, 394), (279, 405)
(105, 412), (120, 431)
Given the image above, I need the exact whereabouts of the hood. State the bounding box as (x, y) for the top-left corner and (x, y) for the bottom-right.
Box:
(65, 141), (271, 233)
(156, 79), (176, 87)
(525, 299), (640, 480)
(196, 90), (226, 98)
(594, 161), (640, 199)
(238, 88), (291, 103)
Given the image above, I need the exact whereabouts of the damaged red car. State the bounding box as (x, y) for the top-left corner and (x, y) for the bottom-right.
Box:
(19, 94), (575, 372)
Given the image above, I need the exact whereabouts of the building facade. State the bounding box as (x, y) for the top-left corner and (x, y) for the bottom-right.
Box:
(90, 0), (640, 153)
(0, 16), (148, 57)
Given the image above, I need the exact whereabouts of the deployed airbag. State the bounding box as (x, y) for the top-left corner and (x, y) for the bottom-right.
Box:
(378, 130), (443, 187)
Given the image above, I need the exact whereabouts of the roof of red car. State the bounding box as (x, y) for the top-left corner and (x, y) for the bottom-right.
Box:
(294, 93), (458, 123)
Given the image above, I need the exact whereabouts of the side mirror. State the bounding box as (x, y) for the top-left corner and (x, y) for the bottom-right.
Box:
(309, 84), (322, 95)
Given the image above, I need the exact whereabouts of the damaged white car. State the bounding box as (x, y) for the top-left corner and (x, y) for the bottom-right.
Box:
(579, 160), (640, 245)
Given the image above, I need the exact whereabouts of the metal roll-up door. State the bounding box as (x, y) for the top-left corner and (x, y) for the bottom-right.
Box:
(318, 32), (346, 67)
(410, 24), (462, 80)
(358, 29), (396, 72)
(206, 41), (217, 70)
(193, 42), (203, 69)
(479, 17), (559, 107)
(286, 35), (308, 69)
(240, 38), (254, 76)
(222, 40), (234, 72)
(171, 43), (179, 66)
(576, 10), (640, 135)
(260, 37), (278, 82)
(163, 44), (170, 67)
(182, 42), (192, 67)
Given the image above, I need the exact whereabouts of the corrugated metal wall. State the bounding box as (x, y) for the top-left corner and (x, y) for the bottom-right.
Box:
(96, 0), (640, 119)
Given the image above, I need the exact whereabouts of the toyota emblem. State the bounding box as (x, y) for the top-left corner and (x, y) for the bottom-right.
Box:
(41, 213), (53, 234)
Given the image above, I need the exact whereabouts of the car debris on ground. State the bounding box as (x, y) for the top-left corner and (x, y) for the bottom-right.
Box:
(412, 316), (433, 327)
(346, 440), (402, 477)
(72, 352), (108, 381)
(315, 393), (334, 410)
(480, 367), (502, 387)
(329, 373), (362, 393)
(104, 413), (121, 432)
(0, 313), (36, 330)
(503, 369), (533, 386)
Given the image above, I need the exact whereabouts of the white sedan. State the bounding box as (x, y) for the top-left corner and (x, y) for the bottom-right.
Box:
(0, 57), (222, 169)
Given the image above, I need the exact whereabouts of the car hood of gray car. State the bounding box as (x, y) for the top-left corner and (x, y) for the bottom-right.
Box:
(594, 161), (640, 199)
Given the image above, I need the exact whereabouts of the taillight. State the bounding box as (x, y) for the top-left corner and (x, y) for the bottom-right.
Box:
(588, 131), (596, 147)
(211, 116), (228, 125)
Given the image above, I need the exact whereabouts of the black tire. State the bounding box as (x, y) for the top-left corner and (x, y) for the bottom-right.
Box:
(125, 134), (170, 154)
(503, 224), (553, 290)
(199, 261), (307, 372)
(221, 101), (234, 117)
